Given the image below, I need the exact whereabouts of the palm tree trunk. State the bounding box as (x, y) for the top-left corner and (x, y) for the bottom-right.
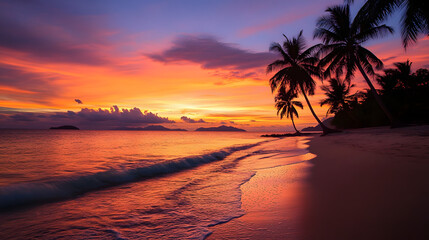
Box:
(356, 61), (396, 126)
(291, 115), (300, 133)
(299, 84), (336, 135)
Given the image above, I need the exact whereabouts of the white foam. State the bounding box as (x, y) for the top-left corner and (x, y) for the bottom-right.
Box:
(0, 142), (262, 210)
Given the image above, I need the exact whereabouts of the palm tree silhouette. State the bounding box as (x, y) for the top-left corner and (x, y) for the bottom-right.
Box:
(275, 88), (303, 134)
(267, 31), (336, 135)
(314, 4), (398, 126)
(347, 0), (429, 48)
(377, 59), (423, 92)
(320, 78), (355, 116)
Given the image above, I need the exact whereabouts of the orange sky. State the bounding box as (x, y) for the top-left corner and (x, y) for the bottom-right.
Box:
(1, 1), (428, 131)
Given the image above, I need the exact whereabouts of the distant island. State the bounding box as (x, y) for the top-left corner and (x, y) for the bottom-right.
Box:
(50, 125), (79, 130)
(301, 125), (322, 132)
(116, 125), (187, 131)
(302, 118), (334, 132)
(195, 125), (246, 132)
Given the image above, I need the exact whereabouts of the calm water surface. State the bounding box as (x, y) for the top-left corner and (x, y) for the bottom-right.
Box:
(0, 130), (310, 239)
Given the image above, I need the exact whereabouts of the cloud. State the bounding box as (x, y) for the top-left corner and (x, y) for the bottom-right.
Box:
(238, 5), (322, 37)
(9, 113), (38, 122)
(76, 106), (174, 123)
(74, 99), (83, 104)
(2, 106), (174, 129)
(212, 71), (261, 80)
(147, 35), (276, 70)
(0, 1), (110, 65)
(181, 116), (206, 123)
(381, 56), (397, 62)
(0, 63), (65, 104)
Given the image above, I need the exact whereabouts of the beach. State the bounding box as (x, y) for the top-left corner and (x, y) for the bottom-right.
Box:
(208, 137), (314, 239)
(1, 127), (428, 239)
(302, 126), (429, 240)
(210, 125), (429, 239)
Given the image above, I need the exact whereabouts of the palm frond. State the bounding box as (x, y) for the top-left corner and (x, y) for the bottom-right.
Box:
(269, 42), (293, 64)
(267, 59), (286, 73)
(402, 0), (426, 48)
(355, 25), (394, 43)
(357, 46), (383, 70)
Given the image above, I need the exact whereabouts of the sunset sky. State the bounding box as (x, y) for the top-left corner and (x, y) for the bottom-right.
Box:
(1, 0), (428, 131)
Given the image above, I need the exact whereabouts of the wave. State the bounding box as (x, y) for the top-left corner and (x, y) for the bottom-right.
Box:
(0, 142), (263, 210)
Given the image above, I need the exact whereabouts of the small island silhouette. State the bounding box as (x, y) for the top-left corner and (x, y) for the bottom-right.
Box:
(50, 125), (79, 130)
(116, 125), (187, 131)
(195, 125), (246, 132)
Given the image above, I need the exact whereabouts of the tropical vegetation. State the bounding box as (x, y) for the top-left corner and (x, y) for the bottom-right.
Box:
(314, 4), (396, 125)
(348, 0), (429, 48)
(267, 1), (428, 133)
(320, 78), (355, 116)
(329, 60), (429, 128)
(267, 31), (336, 135)
(275, 88), (303, 134)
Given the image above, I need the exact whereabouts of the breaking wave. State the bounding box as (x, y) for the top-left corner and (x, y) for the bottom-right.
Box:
(0, 142), (262, 210)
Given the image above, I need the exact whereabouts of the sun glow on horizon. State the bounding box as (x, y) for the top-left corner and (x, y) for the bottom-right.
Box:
(1, 0), (428, 131)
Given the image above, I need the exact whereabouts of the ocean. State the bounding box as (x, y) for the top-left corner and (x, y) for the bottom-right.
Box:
(0, 129), (311, 239)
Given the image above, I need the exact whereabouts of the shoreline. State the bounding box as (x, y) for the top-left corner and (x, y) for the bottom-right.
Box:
(302, 125), (429, 239)
(209, 125), (429, 239)
(207, 137), (314, 239)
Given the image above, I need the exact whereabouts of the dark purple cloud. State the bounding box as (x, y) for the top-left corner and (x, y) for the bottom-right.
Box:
(75, 99), (83, 104)
(0, 63), (64, 104)
(0, 1), (110, 65)
(1, 106), (174, 129)
(77, 106), (174, 123)
(9, 113), (38, 122)
(147, 35), (276, 70)
(212, 71), (261, 80)
(180, 116), (206, 123)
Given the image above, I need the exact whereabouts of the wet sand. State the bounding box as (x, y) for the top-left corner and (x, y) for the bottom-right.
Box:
(302, 126), (429, 240)
(209, 126), (429, 239)
(208, 137), (314, 239)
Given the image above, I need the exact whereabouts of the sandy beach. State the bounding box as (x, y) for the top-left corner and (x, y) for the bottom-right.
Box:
(210, 125), (429, 239)
(208, 137), (314, 239)
(302, 125), (429, 240)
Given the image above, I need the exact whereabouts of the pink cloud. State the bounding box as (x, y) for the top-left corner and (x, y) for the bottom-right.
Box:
(1, 106), (174, 129)
(147, 35), (276, 70)
(238, 4), (323, 37)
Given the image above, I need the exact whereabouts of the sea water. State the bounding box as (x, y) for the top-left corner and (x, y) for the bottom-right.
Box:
(0, 129), (310, 239)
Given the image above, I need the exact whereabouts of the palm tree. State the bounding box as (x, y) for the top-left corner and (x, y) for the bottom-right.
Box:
(377, 60), (414, 92)
(314, 4), (398, 126)
(320, 78), (355, 116)
(275, 88), (303, 134)
(267, 31), (337, 135)
(347, 0), (429, 48)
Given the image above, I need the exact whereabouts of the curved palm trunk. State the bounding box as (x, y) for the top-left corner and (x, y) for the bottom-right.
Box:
(356, 61), (397, 126)
(300, 84), (336, 135)
(290, 115), (300, 134)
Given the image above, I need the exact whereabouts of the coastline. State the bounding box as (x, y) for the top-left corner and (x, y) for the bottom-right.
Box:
(209, 125), (429, 239)
(208, 137), (314, 239)
(302, 125), (429, 239)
